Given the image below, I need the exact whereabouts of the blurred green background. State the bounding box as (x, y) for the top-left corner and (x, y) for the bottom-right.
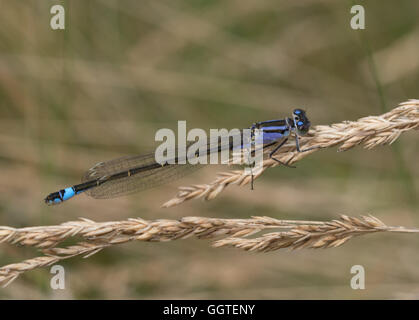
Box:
(0, 0), (418, 299)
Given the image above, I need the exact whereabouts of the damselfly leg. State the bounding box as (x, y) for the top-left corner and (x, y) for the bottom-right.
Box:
(268, 138), (296, 168)
(293, 134), (319, 153)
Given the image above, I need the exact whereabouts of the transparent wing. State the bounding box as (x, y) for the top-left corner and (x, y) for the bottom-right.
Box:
(82, 154), (201, 199)
(80, 130), (251, 199)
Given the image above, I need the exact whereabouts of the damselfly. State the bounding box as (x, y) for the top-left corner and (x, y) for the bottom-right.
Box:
(45, 109), (314, 205)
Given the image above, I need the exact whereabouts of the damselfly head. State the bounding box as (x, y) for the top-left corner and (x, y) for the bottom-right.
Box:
(292, 108), (310, 135)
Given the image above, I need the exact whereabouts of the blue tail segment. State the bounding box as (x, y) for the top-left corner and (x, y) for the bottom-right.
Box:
(44, 187), (83, 205)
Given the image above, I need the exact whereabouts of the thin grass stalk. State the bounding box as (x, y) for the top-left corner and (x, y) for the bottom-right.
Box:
(1, 214), (418, 287)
